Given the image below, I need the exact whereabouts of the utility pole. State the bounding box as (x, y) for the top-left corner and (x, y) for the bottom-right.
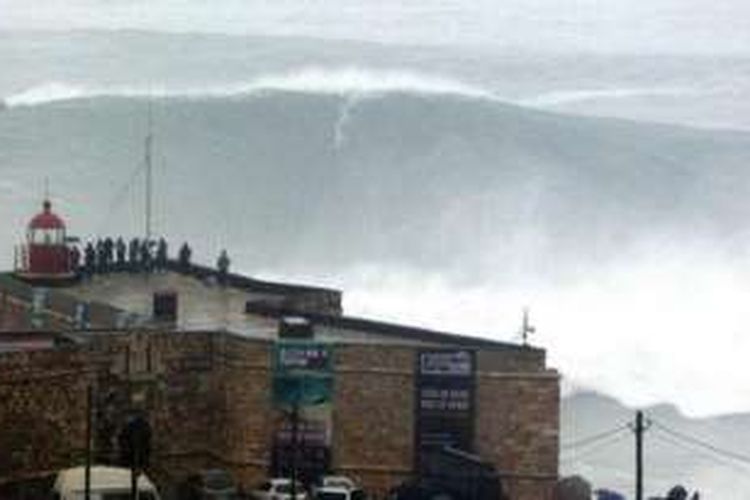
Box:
(84, 385), (93, 500)
(635, 410), (644, 500)
(290, 404), (299, 500)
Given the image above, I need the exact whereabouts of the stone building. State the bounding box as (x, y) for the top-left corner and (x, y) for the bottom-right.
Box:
(0, 201), (559, 499)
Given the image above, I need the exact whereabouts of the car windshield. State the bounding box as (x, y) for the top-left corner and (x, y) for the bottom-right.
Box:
(324, 479), (351, 488)
(316, 492), (347, 500)
(72, 493), (157, 500)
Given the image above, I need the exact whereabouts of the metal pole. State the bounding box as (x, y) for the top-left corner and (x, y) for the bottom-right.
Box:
(290, 404), (299, 500)
(84, 385), (92, 500)
(131, 424), (139, 500)
(145, 100), (153, 243)
(635, 410), (644, 500)
(131, 463), (139, 500)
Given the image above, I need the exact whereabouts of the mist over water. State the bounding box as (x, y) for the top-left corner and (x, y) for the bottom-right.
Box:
(3, 0), (750, 53)
(2, 32), (750, 417)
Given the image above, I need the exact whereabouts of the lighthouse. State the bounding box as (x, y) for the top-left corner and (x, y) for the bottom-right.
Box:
(15, 199), (77, 283)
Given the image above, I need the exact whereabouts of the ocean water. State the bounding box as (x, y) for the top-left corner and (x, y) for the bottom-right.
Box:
(4, 29), (750, 497)
(2, 31), (750, 420)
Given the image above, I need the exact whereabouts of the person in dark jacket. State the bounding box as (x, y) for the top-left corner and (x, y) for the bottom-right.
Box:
(129, 238), (140, 272)
(217, 250), (230, 285)
(178, 242), (192, 271)
(140, 240), (152, 272)
(69, 245), (81, 275)
(103, 237), (114, 273)
(115, 237), (126, 270)
(84, 242), (96, 277)
(156, 238), (168, 271)
(667, 485), (688, 500)
(95, 239), (105, 273)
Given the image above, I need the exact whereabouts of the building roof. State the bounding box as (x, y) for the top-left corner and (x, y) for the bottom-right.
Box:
(245, 299), (540, 352)
(174, 261), (342, 311)
(1, 255), (537, 352)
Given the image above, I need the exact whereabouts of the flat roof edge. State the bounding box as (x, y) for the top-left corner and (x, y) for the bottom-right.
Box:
(245, 302), (542, 352)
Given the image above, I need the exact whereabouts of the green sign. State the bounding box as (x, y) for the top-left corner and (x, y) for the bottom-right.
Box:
(273, 342), (333, 406)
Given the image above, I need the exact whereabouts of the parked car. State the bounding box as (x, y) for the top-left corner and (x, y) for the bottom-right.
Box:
(180, 469), (238, 499)
(317, 476), (357, 491)
(52, 465), (160, 500)
(314, 486), (366, 500)
(251, 478), (308, 500)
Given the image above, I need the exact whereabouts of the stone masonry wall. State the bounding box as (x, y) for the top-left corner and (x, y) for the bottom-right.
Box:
(0, 349), (92, 483)
(332, 345), (559, 499)
(0, 332), (558, 500)
(476, 373), (560, 500)
(333, 345), (416, 494)
(213, 334), (274, 489)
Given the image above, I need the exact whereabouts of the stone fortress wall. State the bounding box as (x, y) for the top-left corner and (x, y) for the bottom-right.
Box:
(0, 329), (558, 499)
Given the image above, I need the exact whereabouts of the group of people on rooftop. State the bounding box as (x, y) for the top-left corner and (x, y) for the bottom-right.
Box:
(70, 236), (231, 283)
(71, 238), (231, 281)
(76, 237), (176, 276)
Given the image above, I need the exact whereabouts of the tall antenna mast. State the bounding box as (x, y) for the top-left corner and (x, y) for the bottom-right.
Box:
(145, 100), (153, 242)
(521, 307), (536, 346)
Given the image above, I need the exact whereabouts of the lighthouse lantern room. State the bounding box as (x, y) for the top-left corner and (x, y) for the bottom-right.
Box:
(15, 199), (75, 282)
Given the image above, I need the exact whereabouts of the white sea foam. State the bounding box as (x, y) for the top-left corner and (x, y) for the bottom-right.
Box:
(521, 86), (712, 107)
(2, 67), (495, 108)
(4, 82), (90, 107)
(332, 93), (364, 151)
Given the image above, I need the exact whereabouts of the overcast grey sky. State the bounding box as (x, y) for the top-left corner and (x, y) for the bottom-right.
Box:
(1, 0), (749, 53)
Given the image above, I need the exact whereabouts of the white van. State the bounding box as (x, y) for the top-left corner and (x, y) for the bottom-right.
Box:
(52, 466), (161, 500)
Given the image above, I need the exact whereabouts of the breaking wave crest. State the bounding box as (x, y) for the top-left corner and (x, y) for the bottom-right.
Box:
(3, 67), (495, 107)
(521, 86), (712, 107)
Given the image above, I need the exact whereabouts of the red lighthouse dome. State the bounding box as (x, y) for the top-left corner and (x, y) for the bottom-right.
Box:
(29, 200), (65, 231)
(16, 199), (75, 282)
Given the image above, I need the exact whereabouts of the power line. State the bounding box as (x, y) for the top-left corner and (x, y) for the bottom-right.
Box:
(94, 100), (157, 238)
(561, 430), (631, 463)
(94, 159), (146, 236)
(649, 428), (750, 474)
(562, 424), (631, 451)
(650, 419), (750, 467)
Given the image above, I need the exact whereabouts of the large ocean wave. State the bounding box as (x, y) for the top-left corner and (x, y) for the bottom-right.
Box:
(2, 67), (495, 107)
(2, 85), (750, 416)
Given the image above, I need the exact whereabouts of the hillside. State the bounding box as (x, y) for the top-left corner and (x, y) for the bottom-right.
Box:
(562, 391), (750, 498)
